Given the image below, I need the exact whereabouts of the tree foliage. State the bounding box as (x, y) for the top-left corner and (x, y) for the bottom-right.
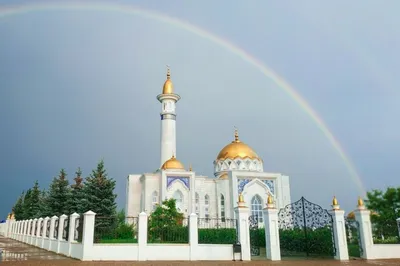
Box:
(365, 187), (400, 238)
(11, 161), (117, 222)
(13, 192), (25, 220)
(83, 160), (117, 218)
(68, 167), (85, 214)
(47, 169), (71, 216)
(148, 198), (185, 242)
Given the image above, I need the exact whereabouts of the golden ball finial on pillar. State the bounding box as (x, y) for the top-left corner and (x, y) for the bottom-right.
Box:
(266, 193), (275, 209)
(357, 196), (365, 210)
(238, 193), (246, 208)
(332, 196), (340, 210)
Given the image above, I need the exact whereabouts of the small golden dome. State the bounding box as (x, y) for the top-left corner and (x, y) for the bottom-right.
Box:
(347, 211), (355, 219)
(161, 155), (184, 170)
(219, 173), (228, 179)
(162, 67), (174, 94)
(216, 129), (260, 160)
(238, 193), (245, 203)
(357, 197), (364, 207)
(267, 194), (273, 204)
(332, 196), (338, 206)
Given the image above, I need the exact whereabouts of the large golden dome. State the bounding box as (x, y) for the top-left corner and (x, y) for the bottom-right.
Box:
(216, 129), (260, 160)
(162, 155), (185, 170)
(162, 67), (174, 94)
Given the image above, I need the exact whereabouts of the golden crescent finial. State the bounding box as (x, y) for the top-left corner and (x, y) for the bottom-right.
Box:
(166, 65), (171, 79)
(189, 163), (192, 171)
(234, 127), (239, 142)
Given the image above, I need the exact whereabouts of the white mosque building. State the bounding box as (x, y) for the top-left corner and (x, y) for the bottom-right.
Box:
(125, 68), (291, 222)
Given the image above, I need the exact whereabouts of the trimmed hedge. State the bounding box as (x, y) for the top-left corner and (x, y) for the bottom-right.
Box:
(198, 228), (237, 244)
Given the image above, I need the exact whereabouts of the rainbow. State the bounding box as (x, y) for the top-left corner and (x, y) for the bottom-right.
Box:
(0, 1), (366, 195)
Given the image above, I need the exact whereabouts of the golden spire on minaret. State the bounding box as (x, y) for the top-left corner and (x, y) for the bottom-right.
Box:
(162, 65), (174, 94)
(234, 127), (240, 143)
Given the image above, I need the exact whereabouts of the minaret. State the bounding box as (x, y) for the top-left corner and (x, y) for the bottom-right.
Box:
(157, 66), (181, 167)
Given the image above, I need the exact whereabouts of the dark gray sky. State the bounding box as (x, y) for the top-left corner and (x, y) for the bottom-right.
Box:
(1, 0), (399, 217)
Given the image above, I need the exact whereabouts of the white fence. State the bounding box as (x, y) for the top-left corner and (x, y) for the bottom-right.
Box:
(6, 211), (248, 261)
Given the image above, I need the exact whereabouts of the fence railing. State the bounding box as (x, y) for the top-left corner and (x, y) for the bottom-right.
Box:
(147, 217), (189, 244)
(198, 218), (238, 244)
(94, 216), (138, 244)
(74, 217), (83, 242)
(372, 221), (400, 244)
(54, 219), (59, 239)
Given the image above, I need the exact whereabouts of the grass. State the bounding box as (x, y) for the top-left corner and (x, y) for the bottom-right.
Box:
(97, 238), (138, 244)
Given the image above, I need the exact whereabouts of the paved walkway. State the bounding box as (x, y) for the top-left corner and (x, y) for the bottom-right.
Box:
(1, 236), (400, 265)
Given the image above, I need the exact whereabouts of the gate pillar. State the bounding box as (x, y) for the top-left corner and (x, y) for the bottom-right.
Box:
(354, 197), (374, 259)
(234, 193), (251, 261)
(262, 195), (281, 261)
(328, 197), (349, 260)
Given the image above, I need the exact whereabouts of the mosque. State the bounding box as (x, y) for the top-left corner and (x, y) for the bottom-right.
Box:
(125, 68), (291, 222)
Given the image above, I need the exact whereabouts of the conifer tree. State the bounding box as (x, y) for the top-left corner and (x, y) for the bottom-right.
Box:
(22, 189), (32, 219)
(83, 160), (117, 220)
(47, 169), (71, 216)
(13, 192), (25, 220)
(39, 189), (51, 217)
(68, 167), (85, 214)
(26, 181), (42, 218)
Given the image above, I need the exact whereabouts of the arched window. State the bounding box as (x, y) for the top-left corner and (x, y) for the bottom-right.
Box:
(251, 195), (263, 223)
(221, 194), (226, 222)
(195, 193), (200, 216)
(204, 194), (210, 220)
(152, 191), (158, 211)
(173, 190), (183, 212)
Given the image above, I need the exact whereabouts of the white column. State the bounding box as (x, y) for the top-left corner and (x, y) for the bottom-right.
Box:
(4, 220), (10, 237)
(354, 207), (374, 259)
(31, 219), (37, 245)
(23, 220), (28, 242)
(41, 217), (49, 248)
(189, 213), (198, 261)
(262, 207), (281, 261)
(49, 216), (57, 239)
(234, 205), (251, 261)
(35, 218), (43, 246)
(58, 214), (67, 241)
(137, 212), (148, 261)
(397, 218), (400, 238)
(81, 211), (96, 261)
(328, 208), (349, 260)
(68, 213), (80, 243)
(26, 220), (32, 241)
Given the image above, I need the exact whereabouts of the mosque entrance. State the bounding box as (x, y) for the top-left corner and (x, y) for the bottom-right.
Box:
(248, 215), (261, 256)
(278, 197), (336, 258)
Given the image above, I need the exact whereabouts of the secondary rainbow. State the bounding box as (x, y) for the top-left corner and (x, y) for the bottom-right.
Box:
(0, 1), (366, 195)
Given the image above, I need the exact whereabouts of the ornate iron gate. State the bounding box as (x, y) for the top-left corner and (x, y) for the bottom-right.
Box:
(278, 197), (336, 257)
(249, 215), (260, 256)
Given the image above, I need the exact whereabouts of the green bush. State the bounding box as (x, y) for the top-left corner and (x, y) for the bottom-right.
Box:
(374, 236), (400, 244)
(198, 228), (236, 244)
(95, 222), (136, 243)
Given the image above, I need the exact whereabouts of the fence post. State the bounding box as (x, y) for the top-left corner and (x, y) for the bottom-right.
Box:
(36, 218), (43, 246)
(31, 219), (37, 245)
(23, 220), (28, 243)
(137, 212), (148, 261)
(81, 211), (96, 261)
(42, 217), (50, 248)
(234, 193), (251, 261)
(189, 213), (198, 261)
(26, 220), (31, 242)
(57, 214), (67, 254)
(49, 216), (57, 239)
(396, 218), (400, 238)
(328, 197), (349, 260)
(354, 197), (374, 259)
(262, 195), (281, 261)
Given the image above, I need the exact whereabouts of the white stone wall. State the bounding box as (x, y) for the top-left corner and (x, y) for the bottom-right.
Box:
(126, 174), (142, 219)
